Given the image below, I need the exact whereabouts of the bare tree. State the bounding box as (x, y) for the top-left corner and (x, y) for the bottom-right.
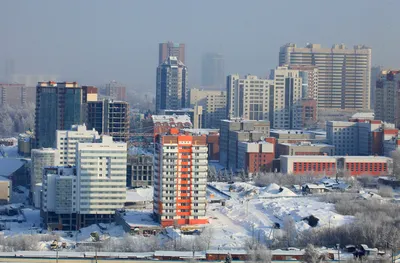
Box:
(391, 150), (400, 179)
(378, 185), (393, 198)
(303, 244), (321, 263)
(246, 244), (272, 263)
(283, 216), (297, 247)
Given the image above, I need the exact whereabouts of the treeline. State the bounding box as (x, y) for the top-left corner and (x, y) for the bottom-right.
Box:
(0, 104), (35, 137)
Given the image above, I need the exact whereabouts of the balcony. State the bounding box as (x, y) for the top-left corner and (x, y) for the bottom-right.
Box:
(192, 147), (207, 153)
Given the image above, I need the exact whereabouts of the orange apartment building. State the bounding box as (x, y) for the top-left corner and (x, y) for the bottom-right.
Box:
(153, 130), (208, 227)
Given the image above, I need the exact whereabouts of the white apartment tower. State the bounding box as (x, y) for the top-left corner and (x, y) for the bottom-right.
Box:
(76, 135), (127, 218)
(226, 75), (273, 121)
(56, 124), (100, 166)
(31, 148), (58, 193)
(279, 43), (372, 110)
(41, 135), (127, 230)
(153, 133), (208, 227)
(271, 66), (303, 129)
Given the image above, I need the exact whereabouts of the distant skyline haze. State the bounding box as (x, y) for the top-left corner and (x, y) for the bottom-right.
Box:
(1, 0), (399, 94)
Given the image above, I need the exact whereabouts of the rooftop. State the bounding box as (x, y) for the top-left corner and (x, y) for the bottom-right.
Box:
(121, 210), (160, 228)
(181, 128), (219, 135)
(270, 129), (311, 135)
(279, 142), (333, 147)
(152, 115), (192, 124)
(0, 158), (26, 177)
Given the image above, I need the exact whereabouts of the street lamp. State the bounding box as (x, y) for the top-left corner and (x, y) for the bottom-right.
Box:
(336, 243), (340, 262)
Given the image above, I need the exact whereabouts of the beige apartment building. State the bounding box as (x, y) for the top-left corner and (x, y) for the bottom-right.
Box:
(279, 43), (371, 110)
(189, 88), (227, 128)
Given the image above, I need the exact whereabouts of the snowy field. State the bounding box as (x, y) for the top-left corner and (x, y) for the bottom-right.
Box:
(0, 181), (357, 251)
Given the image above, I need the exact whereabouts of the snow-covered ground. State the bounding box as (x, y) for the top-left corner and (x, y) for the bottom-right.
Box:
(0, 182), (356, 251)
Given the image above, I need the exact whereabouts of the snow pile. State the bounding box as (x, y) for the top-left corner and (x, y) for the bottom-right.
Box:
(263, 198), (354, 231)
(228, 182), (297, 198)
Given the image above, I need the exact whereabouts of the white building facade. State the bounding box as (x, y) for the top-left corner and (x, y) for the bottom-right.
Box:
(56, 124), (99, 166)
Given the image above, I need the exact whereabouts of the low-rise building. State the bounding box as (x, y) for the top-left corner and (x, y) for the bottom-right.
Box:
(277, 142), (335, 157)
(337, 156), (392, 176)
(281, 155), (392, 176)
(281, 155), (337, 175)
(237, 141), (275, 173)
(0, 177), (11, 204)
(220, 119), (270, 169)
(270, 129), (327, 144)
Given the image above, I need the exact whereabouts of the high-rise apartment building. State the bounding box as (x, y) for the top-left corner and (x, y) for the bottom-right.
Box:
(271, 66), (303, 129)
(87, 99), (130, 142)
(219, 119), (270, 169)
(156, 56), (188, 113)
(153, 131), (208, 227)
(370, 66), (383, 110)
(227, 75), (273, 121)
(31, 148), (58, 193)
(201, 53), (225, 90)
(375, 70), (400, 127)
(56, 124), (100, 166)
(42, 135), (127, 230)
(279, 43), (372, 110)
(189, 88), (227, 128)
(287, 65), (319, 100)
(0, 84), (36, 106)
(159, 42), (185, 65)
(35, 82), (84, 148)
(105, 81), (127, 101)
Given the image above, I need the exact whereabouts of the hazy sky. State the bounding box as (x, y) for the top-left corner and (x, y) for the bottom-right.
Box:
(1, 0), (399, 93)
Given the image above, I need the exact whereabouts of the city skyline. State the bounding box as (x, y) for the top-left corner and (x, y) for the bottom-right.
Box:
(1, 0), (398, 93)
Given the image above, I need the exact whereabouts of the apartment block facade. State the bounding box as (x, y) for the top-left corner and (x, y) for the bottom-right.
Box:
(374, 70), (400, 127)
(237, 141), (275, 174)
(153, 132), (208, 227)
(326, 120), (388, 156)
(35, 82), (83, 148)
(156, 56), (188, 113)
(281, 155), (392, 177)
(279, 43), (372, 110)
(220, 119), (270, 169)
(87, 99), (130, 142)
(271, 66), (303, 129)
(226, 74), (273, 121)
(31, 148), (58, 193)
(56, 124), (100, 166)
(189, 88), (227, 128)
(159, 42), (185, 65)
(41, 136), (127, 230)
(127, 154), (154, 188)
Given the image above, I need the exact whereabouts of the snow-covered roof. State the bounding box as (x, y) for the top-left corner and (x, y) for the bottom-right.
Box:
(0, 158), (26, 177)
(206, 249), (247, 255)
(181, 128), (219, 135)
(154, 251), (206, 258)
(126, 187), (153, 202)
(302, 183), (326, 189)
(270, 129), (311, 134)
(121, 210), (160, 227)
(351, 112), (375, 119)
(152, 115), (192, 124)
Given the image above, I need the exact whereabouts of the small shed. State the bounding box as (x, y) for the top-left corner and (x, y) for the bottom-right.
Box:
(302, 184), (328, 194)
